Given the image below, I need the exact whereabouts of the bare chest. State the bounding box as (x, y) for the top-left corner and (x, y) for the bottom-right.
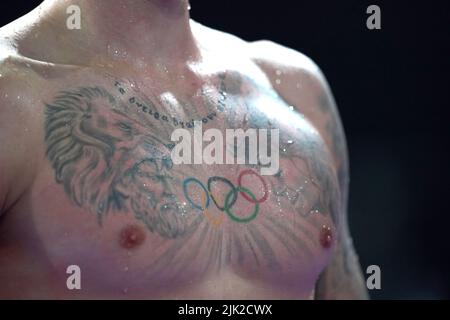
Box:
(2, 70), (340, 298)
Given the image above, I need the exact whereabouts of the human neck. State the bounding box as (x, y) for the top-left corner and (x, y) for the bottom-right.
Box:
(38, 0), (198, 67)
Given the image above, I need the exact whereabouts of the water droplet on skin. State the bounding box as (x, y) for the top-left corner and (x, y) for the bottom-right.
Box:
(124, 266), (129, 272)
(288, 106), (294, 111)
(276, 70), (282, 76)
(275, 79), (281, 85)
(122, 288), (129, 294)
(136, 59), (147, 69)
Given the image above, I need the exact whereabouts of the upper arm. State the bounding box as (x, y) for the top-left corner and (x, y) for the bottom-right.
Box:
(249, 40), (368, 299)
(0, 61), (20, 215)
(0, 61), (14, 214)
(0, 55), (40, 216)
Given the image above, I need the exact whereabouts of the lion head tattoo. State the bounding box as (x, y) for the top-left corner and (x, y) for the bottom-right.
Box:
(44, 86), (191, 238)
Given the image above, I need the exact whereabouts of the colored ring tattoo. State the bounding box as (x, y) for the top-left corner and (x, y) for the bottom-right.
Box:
(237, 169), (269, 204)
(207, 176), (238, 211)
(224, 186), (260, 223)
(183, 177), (210, 210)
(202, 191), (225, 227)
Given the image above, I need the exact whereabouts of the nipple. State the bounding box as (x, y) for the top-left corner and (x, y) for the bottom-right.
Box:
(319, 225), (333, 249)
(119, 225), (146, 250)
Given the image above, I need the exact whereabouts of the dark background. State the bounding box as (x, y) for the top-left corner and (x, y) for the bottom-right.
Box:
(1, 0), (449, 299)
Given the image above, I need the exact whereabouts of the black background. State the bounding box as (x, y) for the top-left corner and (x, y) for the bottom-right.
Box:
(1, 0), (449, 299)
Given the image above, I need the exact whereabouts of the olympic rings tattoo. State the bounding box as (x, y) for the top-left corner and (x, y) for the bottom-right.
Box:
(183, 177), (210, 210)
(224, 186), (260, 223)
(237, 169), (269, 203)
(201, 191), (225, 227)
(207, 176), (237, 211)
(182, 169), (268, 224)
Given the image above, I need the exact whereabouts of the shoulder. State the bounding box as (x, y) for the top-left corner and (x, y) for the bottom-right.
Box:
(194, 24), (331, 106)
(248, 40), (330, 102)
(246, 40), (338, 135)
(247, 39), (343, 138)
(0, 48), (49, 215)
(0, 40), (40, 131)
(0, 37), (51, 95)
(0, 44), (48, 117)
(249, 40), (321, 75)
(248, 40), (349, 193)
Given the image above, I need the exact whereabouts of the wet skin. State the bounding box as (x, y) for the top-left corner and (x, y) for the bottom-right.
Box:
(0, 1), (367, 299)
